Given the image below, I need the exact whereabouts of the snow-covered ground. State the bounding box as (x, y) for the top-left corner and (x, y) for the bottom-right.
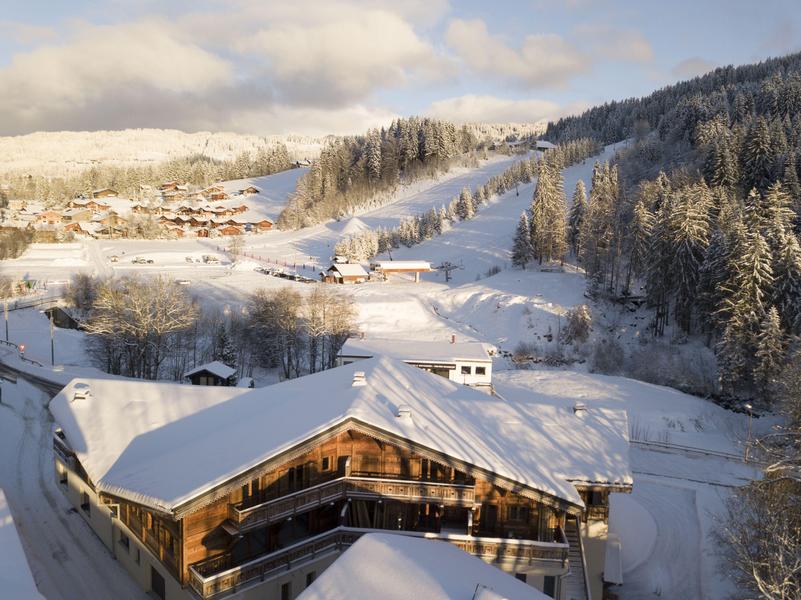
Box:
(0, 378), (143, 599)
(0, 138), (763, 600)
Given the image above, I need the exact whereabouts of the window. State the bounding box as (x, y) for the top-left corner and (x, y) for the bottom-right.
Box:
(80, 491), (91, 515)
(306, 571), (316, 587)
(119, 533), (130, 552)
(475, 366), (486, 376)
(281, 582), (291, 600)
(460, 366), (472, 375)
(543, 575), (556, 598)
(321, 456), (331, 471)
(135, 548), (141, 565)
(509, 505), (529, 522)
(59, 466), (68, 486)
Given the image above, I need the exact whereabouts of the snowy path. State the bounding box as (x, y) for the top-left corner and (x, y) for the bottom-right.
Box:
(0, 376), (145, 600)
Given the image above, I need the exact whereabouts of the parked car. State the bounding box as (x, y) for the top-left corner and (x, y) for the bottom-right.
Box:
(109, 255), (120, 263)
(202, 255), (220, 264)
(175, 279), (191, 286)
(132, 256), (154, 264)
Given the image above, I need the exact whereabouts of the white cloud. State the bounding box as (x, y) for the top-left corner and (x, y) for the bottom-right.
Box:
(236, 9), (448, 105)
(575, 25), (653, 63)
(424, 94), (589, 124)
(671, 57), (717, 79)
(0, 21), (232, 133)
(445, 18), (589, 88)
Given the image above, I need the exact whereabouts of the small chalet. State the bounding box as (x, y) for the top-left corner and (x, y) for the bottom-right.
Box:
(338, 337), (493, 390)
(369, 260), (432, 283)
(324, 263), (368, 284)
(536, 140), (557, 151)
(38, 210), (62, 225)
(92, 188), (119, 199)
(253, 219), (273, 231)
(61, 208), (93, 222)
(239, 186), (260, 195)
(218, 225), (243, 236)
(184, 361), (237, 386)
(209, 191), (229, 201)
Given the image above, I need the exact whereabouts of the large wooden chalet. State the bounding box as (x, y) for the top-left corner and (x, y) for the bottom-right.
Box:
(50, 358), (632, 600)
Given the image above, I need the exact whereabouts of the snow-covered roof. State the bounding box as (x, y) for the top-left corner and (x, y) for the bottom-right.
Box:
(536, 140), (557, 149)
(340, 337), (491, 363)
(183, 361), (236, 380)
(371, 260), (432, 271)
(0, 490), (46, 599)
(328, 263), (368, 278)
(297, 533), (547, 600)
(50, 358), (631, 514)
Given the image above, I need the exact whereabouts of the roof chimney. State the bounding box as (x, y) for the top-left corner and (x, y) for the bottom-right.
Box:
(352, 371), (366, 387)
(396, 405), (412, 420)
(573, 402), (587, 415)
(451, 334), (456, 344)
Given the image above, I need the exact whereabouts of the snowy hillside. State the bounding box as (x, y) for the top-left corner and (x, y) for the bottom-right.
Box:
(0, 129), (328, 177)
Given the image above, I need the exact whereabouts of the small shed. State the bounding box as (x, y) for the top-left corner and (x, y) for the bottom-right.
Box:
(369, 260), (432, 283)
(325, 263), (368, 284)
(184, 361), (237, 386)
(44, 306), (82, 330)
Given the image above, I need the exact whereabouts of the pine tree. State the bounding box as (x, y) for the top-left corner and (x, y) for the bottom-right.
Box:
(670, 183), (712, 333)
(772, 232), (801, 334)
(741, 116), (775, 193)
(213, 323), (237, 369)
(568, 180), (587, 257)
(753, 306), (785, 390)
(456, 187), (474, 220)
(529, 160), (567, 263)
(512, 212), (534, 269)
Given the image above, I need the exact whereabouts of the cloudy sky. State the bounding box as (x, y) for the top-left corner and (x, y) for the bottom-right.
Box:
(1, 0), (800, 136)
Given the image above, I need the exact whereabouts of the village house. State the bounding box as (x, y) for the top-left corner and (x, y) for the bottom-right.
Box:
(68, 198), (111, 211)
(184, 361), (237, 386)
(536, 140), (557, 152)
(369, 260), (433, 283)
(323, 263), (369, 284)
(38, 210), (63, 225)
(239, 186), (260, 195)
(51, 358), (632, 600)
(218, 225), (243, 236)
(92, 188), (119, 199)
(60, 208), (93, 223)
(338, 337), (493, 391)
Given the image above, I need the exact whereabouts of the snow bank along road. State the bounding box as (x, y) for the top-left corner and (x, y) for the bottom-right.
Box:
(0, 366), (143, 599)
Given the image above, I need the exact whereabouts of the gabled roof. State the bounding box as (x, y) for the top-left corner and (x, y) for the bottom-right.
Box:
(298, 532), (548, 600)
(184, 361), (236, 380)
(340, 337), (491, 363)
(50, 358), (631, 515)
(328, 263), (368, 278)
(371, 260), (431, 271)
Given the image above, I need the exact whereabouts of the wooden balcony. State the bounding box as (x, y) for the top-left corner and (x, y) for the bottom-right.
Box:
(229, 476), (476, 532)
(188, 526), (569, 599)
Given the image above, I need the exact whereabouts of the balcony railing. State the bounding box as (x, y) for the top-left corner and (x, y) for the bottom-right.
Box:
(229, 476), (475, 532)
(188, 526), (569, 599)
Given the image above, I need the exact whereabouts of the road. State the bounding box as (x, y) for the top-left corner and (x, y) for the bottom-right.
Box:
(0, 362), (145, 599)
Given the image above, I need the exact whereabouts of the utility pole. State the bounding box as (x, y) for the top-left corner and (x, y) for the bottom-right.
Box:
(4, 298), (8, 342)
(744, 403), (753, 463)
(50, 310), (55, 366)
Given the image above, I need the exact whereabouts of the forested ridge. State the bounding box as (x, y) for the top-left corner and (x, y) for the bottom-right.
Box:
(278, 117), (483, 228)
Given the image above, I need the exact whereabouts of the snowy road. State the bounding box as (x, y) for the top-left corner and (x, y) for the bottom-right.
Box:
(0, 374), (145, 600)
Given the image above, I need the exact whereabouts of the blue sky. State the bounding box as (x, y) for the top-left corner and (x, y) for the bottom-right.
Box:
(0, 0), (799, 136)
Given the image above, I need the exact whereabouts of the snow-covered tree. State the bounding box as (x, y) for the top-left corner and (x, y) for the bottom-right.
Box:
(512, 212), (534, 269)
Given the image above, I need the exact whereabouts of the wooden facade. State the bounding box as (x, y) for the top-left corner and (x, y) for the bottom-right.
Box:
(70, 425), (598, 599)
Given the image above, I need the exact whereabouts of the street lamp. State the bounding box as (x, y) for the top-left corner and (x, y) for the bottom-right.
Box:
(744, 403), (753, 463)
(39, 309), (55, 366)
